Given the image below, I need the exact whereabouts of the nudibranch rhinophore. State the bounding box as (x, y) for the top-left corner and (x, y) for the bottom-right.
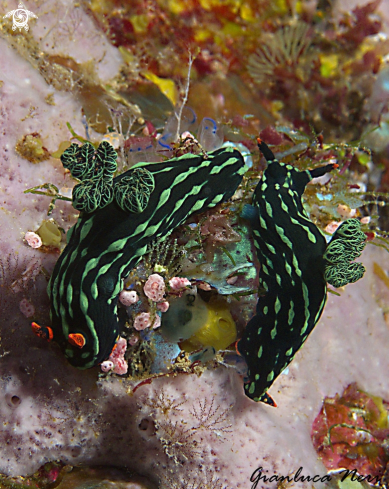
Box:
(237, 138), (366, 405)
(44, 141), (247, 368)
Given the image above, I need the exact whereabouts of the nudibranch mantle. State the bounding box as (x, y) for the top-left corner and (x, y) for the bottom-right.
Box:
(237, 139), (366, 404)
(48, 144), (247, 369)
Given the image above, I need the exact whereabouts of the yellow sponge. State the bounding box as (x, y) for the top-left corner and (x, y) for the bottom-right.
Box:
(181, 301), (237, 352)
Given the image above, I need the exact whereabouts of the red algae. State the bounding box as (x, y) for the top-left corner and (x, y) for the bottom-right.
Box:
(311, 383), (389, 479)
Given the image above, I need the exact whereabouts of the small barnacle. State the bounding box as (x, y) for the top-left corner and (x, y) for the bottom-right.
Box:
(201, 212), (241, 245)
(24, 231), (42, 249)
(155, 418), (200, 464)
(100, 360), (114, 373)
(169, 277), (191, 292)
(247, 21), (311, 88)
(133, 312), (161, 331)
(157, 301), (169, 312)
(15, 132), (50, 163)
(118, 290), (139, 306)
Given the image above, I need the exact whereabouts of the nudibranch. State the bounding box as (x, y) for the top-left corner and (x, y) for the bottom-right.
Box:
(237, 138), (366, 405)
(45, 141), (247, 368)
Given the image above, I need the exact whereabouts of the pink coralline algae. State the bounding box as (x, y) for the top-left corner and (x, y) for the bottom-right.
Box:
(169, 277), (191, 291)
(24, 232), (42, 249)
(107, 337), (128, 375)
(133, 312), (161, 331)
(119, 290), (139, 306)
(311, 383), (389, 480)
(157, 301), (169, 312)
(19, 298), (35, 318)
(144, 274), (165, 302)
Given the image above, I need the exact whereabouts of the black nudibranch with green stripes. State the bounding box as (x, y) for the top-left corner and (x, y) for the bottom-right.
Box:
(48, 141), (247, 368)
(237, 138), (366, 405)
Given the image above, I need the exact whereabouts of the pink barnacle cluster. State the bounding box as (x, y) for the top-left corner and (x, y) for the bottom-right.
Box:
(157, 301), (169, 312)
(169, 277), (191, 294)
(133, 312), (161, 331)
(119, 290), (139, 306)
(100, 337), (128, 375)
(144, 273), (166, 302)
(118, 273), (192, 337)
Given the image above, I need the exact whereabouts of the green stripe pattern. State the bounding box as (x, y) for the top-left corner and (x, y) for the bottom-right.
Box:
(49, 144), (247, 368)
(238, 141), (338, 403)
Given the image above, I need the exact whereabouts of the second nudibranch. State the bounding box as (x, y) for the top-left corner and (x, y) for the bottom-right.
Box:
(47, 142), (247, 369)
(237, 138), (366, 405)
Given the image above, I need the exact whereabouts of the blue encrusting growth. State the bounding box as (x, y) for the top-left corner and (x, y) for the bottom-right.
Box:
(237, 138), (366, 405)
(48, 142), (247, 368)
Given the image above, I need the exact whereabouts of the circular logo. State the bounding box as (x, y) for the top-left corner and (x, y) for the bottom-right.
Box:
(12, 8), (29, 31)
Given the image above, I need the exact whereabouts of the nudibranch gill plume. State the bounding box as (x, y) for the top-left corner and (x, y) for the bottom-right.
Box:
(46, 141), (247, 368)
(237, 138), (366, 405)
